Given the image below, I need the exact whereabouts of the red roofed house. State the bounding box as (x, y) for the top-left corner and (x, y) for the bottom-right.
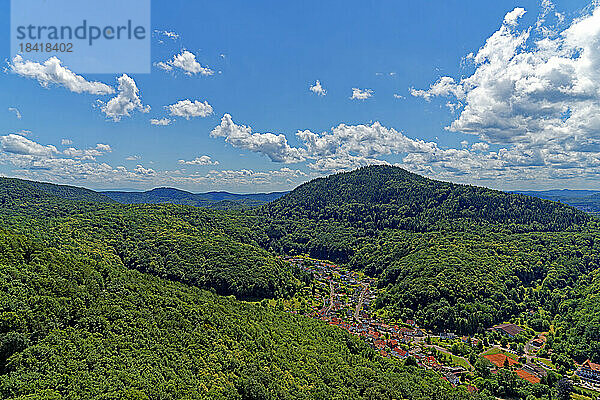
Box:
(392, 348), (408, 358)
(483, 353), (519, 368)
(578, 360), (600, 382)
(515, 369), (541, 384)
(369, 330), (381, 338)
(427, 355), (442, 369)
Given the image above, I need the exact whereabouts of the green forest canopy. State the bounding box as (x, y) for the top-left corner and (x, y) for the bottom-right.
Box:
(1, 165), (600, 398)
(0, 173), (487, 399)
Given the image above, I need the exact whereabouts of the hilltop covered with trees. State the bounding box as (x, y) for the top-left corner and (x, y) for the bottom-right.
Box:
(263, 165), (588, 234)
(0, 179), (294, 300)
(258, 166), (600, 365)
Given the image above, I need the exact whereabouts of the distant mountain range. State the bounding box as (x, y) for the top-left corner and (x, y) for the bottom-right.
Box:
(0, 177), (289, 210)
(514, 189), (600, 215)
(100, 187), (289, 209)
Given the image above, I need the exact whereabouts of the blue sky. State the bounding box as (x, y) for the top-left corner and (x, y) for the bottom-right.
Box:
(1, 0), (599, 192)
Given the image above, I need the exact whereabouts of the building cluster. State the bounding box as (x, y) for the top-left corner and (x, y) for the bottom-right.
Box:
(285, 256), (422, 360)
(285, 256), (600, 393)
(577, 360), (600, 383)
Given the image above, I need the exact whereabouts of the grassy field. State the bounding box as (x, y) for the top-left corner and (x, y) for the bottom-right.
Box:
(431, 338), (454, 348)
(430, 346), (472, 371)
(533, 357), (557, 370)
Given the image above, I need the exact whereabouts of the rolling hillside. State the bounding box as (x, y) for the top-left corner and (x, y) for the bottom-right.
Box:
(259, 166), (600, 358)
(0, 178), (295, 300)
(0, 175), (487, 399)
(0, 226), (474, 400)
(0, 177), (288, 210)
(2, 168), (600, 398)
(0, 177), (115, 204)
(264, 165), (589, 232)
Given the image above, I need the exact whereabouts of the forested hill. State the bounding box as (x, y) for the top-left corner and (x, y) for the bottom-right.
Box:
(258, 166), (600, 359)
(0, 176), (287, 209)
(515, 189), (600, 215)
(0, 177), (115, 204)
(263, 165), (590, 232)
(3, 169), (600, 366)
(0, 178), (295, 300)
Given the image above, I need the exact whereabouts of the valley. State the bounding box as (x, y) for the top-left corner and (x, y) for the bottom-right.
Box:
(0, 165), (599, 399)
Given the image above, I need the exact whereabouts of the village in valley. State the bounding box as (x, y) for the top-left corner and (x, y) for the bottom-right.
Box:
(278, 256), (600, 398)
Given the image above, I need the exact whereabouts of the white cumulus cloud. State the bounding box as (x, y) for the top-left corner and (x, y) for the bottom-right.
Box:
(9, 56), (114, 95)
(150, 118), (172, 126)
(410, 77), (465, 101)
(62, 143), (112, 160)
(504, 7), (526, 26)
(210, 114), (306, 163)
(178, 156), (219, 166)
(166, 99), (213, 119)
(100, 74), (150, 122)
(156, 50), (214, 76)
(0, 134), (58, 157)
(407, 4), (600, 185)
(350, 88), (373, 100)
(309, 80), (326, 96)
(296, 121), (439, 172)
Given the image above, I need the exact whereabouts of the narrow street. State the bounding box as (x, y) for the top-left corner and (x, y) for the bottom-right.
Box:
(354, 284), (368, 322)
(324, 280), (335, 314)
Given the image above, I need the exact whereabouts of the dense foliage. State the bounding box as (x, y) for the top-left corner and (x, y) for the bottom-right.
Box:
(2, 165), (600, 399)
(0, 177), (115, 204)
(0, 228), (481, 399)
(263, 166), (589, 234)
(355, 229), (600, 335)
(516, 189), (600, 215)
(553, 267), (600, 362)
(0, 181), (294, 300)
(257, 166), (600, 364)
